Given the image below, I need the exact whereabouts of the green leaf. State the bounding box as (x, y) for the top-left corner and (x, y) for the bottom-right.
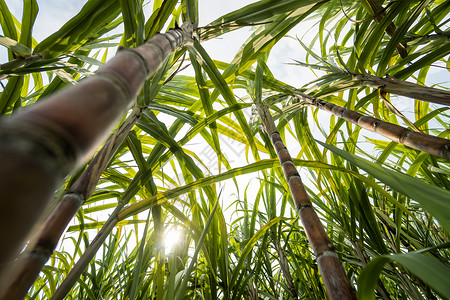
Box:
(181, 0), (198, 27)
(0, 36), (31, 56)
(318, 140), (450, 232)
(229, 217), (283, 289)
(34, 0), (121, 57)
(358, 253), (450, 299)
(19, 0), (39, 49)
(0, 0), (18, 40)
(175, 199), (219, 300)
(0, 76), (24, 113)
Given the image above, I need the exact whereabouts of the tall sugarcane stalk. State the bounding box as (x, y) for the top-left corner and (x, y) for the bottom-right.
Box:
(257, 104), (356, 300)
(294, 91), (450, 160)
(352, 74), (450, 106)
(0, 23), (193, 291)
(0, 107), (143, 300)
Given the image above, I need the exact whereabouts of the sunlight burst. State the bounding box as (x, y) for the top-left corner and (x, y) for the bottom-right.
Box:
(164, 229), (180, 253)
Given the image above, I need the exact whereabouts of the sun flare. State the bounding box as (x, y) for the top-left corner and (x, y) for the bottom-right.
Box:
(164, 229), (180, 253)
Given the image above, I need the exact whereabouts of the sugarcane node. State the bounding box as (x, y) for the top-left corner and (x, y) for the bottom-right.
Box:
(134, 43), (165, 74)
(355, 115), (363, 124)
(317, 250), (339, 260)
(162, 30), (182, 51)
(331, 105), (342, 116)
(357, 116), (376, 130)
(271, 132), (282, 143)
(62, 193), (85, 210)
(314, 243), (334, 255)
(324, 102), (335, 112)
(0, 121), (76, 176)
(148, 35), (173, 57)
(375, 122), (405, 141)
(317, 100), (327, 108)
(277, 148), (291, 163)
(398, 129), (413, 144)
(273, 140), (286, 153)
(282, 160), (298, 177)
(94, 73), (130, 106)
(443, 144), (450, 160)
(29, 243), (54, 262)
(295, 200), (312, 214)
(97, 52), (146, 99)
(118, 48), (151, 76)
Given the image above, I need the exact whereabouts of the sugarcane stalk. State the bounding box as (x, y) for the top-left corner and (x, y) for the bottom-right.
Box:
(0, 106), (143, 300)
(0, 23), (193, 290)
(352, 74), (450, 107)
(272, 237), (298, 300)
(294, 91), (450, 160)
(257, 104), (356, 300)
(50, 209), (121, 300)
(50, 170), (147, 300)
(50, 136), (158, 299)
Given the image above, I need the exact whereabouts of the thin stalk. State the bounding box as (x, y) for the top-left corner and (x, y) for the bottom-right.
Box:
(0, 107), (143, 300)
(272, 237), (298, 300)
(257, 104), (356, 300)
(294, 91), (450, 160)
(50, 135), (158, 299)
(50, 187), (142, 299)
(50, 207), (121, 300)
(0, 23), (193, 286)
(352, 74), (450, 106)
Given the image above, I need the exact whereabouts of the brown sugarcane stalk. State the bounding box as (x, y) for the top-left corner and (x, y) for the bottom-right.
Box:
(0, 23), (193, 290)
(50, 140), (158, 299)
(50, 209), (121, 300)
(257, 104), (356, 300)
(294, 91), (450, 160)
(0, 106), (143, 300)
(50, 166), (149, 300)
(352, 74), (450, 107)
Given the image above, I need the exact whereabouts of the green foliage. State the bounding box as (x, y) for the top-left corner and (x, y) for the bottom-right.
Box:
(0, 0), (449, 299)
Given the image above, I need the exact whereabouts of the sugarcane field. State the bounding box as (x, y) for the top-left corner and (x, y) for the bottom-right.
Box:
(0, 0), (449, 299)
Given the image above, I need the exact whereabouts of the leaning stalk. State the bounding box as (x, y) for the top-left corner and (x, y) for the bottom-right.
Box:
(295, 91), (450, 160)
(257, 104), (356, 300)
(0, 23), (193, 286)
(0, 107), (143, 300)
(51, 195), (131, 299)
